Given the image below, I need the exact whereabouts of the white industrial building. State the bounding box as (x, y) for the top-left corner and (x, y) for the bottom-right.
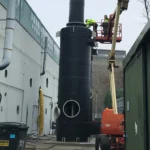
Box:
(0, 0), (59, 135)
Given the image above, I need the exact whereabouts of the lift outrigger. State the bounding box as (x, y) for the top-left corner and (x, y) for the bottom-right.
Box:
(95, 0), (129, 149)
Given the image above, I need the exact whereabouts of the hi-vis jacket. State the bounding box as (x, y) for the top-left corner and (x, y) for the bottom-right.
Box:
(86, 19), (96, 28)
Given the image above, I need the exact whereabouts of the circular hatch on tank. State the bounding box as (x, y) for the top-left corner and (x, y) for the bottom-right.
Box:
(63, 100), (80, 118)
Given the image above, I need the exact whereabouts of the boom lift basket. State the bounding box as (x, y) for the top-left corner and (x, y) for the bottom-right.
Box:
(95, 21), (122, 44)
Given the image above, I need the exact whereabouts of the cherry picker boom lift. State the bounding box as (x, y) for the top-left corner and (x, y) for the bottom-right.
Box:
(94, 0), (129, 150)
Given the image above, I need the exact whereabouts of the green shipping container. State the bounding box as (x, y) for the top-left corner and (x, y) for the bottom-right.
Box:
(123, 22), (150, 150)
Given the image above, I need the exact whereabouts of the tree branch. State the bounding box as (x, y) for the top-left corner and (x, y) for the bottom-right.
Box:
(138, 0), (150, 21)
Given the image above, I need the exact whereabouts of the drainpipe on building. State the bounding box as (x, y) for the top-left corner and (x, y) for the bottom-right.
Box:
(40, 37), (48, 76)
(0, 0), (16, 70)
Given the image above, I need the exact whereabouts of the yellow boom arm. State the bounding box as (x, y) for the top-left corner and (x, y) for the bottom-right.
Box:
(109, 0), (129, 114)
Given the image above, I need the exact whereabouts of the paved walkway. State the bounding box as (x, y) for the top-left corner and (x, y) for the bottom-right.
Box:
(25, 135), (95, 150)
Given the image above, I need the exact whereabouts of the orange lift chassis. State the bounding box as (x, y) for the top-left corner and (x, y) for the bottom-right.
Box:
(95, 0), (129, 150)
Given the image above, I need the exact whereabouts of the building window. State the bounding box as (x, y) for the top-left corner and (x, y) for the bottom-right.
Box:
(17, 105), (20, 114)
(45, 108), (47, 114)
(5, 70), (7, 77)
(30, 78), (32, 87)
(0, 93), (2, 103)
(46, 78), (48, 88)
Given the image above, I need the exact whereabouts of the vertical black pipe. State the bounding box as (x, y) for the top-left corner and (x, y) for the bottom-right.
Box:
(40, 37), (48, 76)
(56, 0), (93, 142)
(68, 0), (85, 25)
(90, 55), (93, 121)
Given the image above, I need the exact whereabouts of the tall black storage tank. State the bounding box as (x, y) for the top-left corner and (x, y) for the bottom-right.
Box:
(56, 0), (93, 142)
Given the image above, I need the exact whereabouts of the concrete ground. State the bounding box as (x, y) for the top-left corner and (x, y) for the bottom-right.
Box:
(26, 144), (94, 150)
(25, 135), (95, 150)
(52, 145), (94, 150)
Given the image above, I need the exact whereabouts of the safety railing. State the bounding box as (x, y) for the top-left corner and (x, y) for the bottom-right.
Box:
(96, 21), (122, 39)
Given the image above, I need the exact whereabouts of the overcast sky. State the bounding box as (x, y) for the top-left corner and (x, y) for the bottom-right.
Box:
(27, 0), (146, 53)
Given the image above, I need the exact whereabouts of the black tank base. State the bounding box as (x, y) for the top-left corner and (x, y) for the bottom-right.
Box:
(56, 121), (92, 142)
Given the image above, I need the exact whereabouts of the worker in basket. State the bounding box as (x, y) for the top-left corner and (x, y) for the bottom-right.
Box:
(85, 19), (98, 33)
(101, 15), (109, 36)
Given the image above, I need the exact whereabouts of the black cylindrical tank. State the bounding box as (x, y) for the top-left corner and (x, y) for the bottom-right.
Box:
(56, 0), (93, 142)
